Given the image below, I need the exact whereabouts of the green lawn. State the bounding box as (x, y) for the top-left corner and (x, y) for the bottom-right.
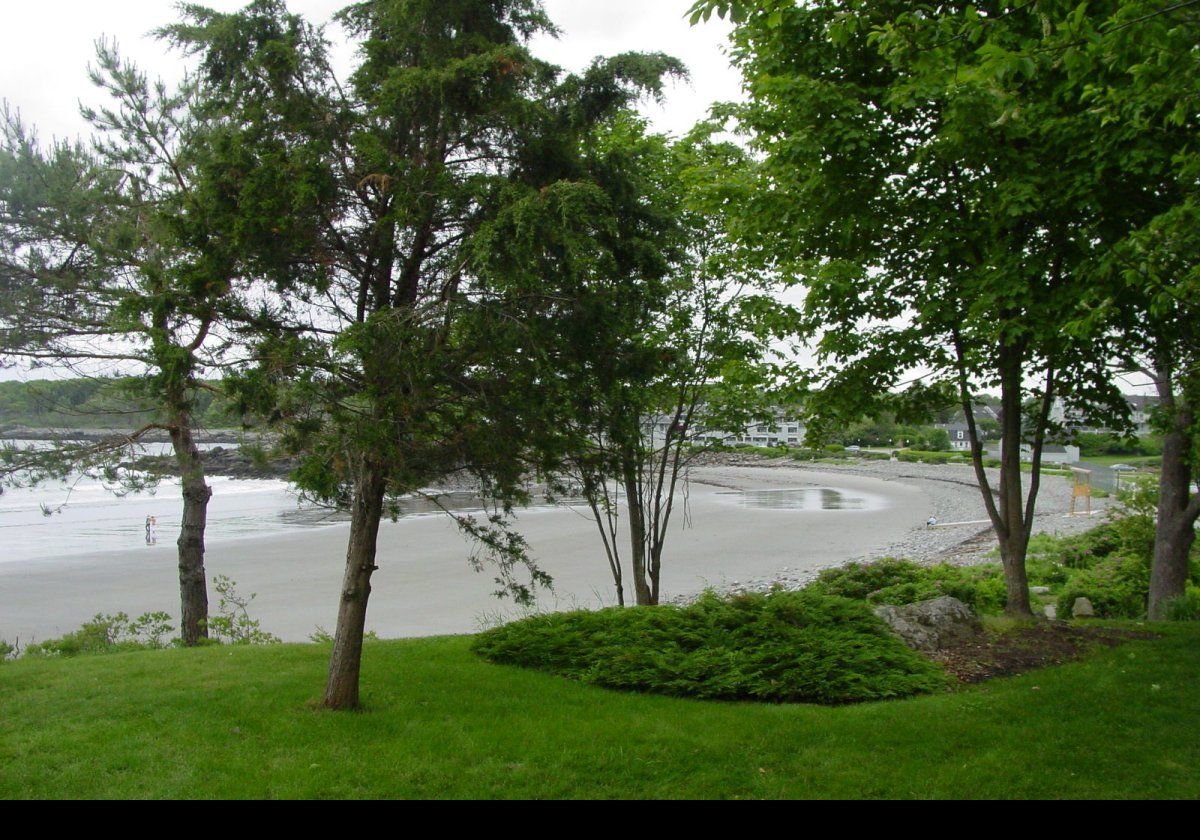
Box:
(1078, 455), (1162, 469)
(2, 625), (1198, 799)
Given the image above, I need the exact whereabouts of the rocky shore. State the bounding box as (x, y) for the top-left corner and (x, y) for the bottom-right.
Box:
(0, 425), (259, 445)
(123, 446), (298, 480)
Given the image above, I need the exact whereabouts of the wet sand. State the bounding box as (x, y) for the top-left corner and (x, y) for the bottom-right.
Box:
(0, 466), (931, 643)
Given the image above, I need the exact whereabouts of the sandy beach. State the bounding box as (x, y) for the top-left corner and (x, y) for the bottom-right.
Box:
(0, 462), (1096, 644)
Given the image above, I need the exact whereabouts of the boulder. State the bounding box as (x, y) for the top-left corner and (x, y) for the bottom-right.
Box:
(1031, 586), (1051, 595)
(1044, 603), (1058, 620)
(1072, 597), (1096, 618)
(874, 596), (983, 653)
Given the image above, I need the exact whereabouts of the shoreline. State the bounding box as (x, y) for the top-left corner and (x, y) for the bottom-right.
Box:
(0, 462), (1103, 645)
(681, 460), (1108, 599)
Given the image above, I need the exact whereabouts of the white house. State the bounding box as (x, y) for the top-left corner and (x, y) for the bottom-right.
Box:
(944, 423), (973, 451)
(658, 408), (806, 449)
(997, 441), (1081, 465)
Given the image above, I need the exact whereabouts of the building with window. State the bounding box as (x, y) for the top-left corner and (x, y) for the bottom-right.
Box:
(647, 409), (807, 449)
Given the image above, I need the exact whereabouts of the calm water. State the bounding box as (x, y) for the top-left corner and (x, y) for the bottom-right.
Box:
(718, 487), (884, 512)
(0, 440), (578, 564)
(0, 439), (318, 563)
(0, 474), (319, 564)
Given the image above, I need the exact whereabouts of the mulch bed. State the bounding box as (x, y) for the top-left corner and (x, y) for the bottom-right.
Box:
(933, 622), (1159, 684)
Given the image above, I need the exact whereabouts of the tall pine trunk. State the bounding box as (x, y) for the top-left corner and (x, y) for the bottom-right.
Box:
(170, 418), (212, 646)
(1148, 379), (1198, 620)
(648, 539), (663, 605)
(324, 465), (387, 710)
(623, 460), (654, 606)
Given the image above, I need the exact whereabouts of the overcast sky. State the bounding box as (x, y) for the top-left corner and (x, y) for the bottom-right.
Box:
(0, 0), (741, 144)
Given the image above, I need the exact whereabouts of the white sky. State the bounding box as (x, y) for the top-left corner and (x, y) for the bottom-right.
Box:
(0, 0), (741, 145)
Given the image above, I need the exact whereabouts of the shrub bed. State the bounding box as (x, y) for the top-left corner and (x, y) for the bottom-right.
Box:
(896, 449), (955, 464)
(860, 451), (893, 461)
(1164, 587), (1200, 621)
(807, 558), (1008, 612)
(473, 591), (947, 704)
(805, 510), (1200, 622)
(805, 514), (1196, 622)
(1025, 516), (1184, 619)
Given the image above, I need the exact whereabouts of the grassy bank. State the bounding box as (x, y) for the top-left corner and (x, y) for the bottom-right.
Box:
(3, 625), (1198, 799)
(1079, 455), (1163, 469)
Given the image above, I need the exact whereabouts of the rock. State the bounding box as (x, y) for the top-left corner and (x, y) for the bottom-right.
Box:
(874, 596), (983, 653)
(1072, 597), (1095, 618)
(1044, 603), (1058, 620)
(1031, 586), (1051, 595)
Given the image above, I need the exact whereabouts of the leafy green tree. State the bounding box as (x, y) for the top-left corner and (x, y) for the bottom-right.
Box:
(548, 118), (767, 606)
(922, 429), (952, 454)
(0, 44), (255, 644)
(691, 0), (1130, 615)
(169, 0), (684, 708)
(977, 418), (1002, 441)
(1046, 0), (1200, 618)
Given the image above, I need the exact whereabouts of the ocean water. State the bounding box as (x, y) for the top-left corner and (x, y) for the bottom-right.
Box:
(0, 440), (570, 564)
(0, 473), (330, 564)
(0, 440), (337, 564)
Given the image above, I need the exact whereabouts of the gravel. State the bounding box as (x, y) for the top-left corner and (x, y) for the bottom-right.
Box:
(667, 457), (1109, 604)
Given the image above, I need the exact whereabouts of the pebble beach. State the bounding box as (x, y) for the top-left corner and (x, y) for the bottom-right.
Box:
(681, 458), (1108, 599)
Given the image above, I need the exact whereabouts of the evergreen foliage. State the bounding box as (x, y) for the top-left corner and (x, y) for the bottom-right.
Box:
(474, 590), (948, 704)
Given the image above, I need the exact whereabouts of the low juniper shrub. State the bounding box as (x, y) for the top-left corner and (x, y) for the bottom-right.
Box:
(473, 590), (947, 704)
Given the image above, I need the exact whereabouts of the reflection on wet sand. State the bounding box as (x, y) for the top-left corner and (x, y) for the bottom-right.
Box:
(717, 487), (880, 511)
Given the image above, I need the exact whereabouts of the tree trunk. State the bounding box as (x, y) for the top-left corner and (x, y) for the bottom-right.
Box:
(996, 352), (1035, 617)
(324, 465), (387, 710)
(1148, 384), (1198, 620)
(1149, 511), (1196, 619)
(623, 460), (654, 606)
(957, 334), (1039, 618)
(583, 474), (625, 606)
(998, 530), (1034, 615)
(170, 420), (212, 646)
(649, 540), (663, 606)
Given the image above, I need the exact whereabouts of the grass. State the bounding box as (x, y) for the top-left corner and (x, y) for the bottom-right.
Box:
(3, 624), (1199, 799)
(1078, 455), (1162, 469)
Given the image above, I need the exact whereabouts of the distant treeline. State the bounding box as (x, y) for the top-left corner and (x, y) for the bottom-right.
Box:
(1077, 432), (1163, 458)
(0, 378), (242, 431)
